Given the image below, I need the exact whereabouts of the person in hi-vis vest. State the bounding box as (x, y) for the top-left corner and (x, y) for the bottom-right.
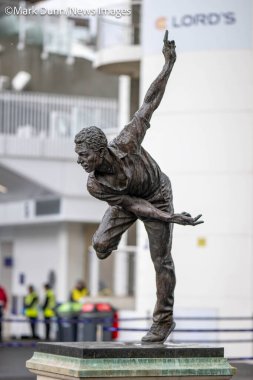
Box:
(70, 280), (89, 303)
(70, 280), (89, 340)
(42, 283), (56, 340)
(24, 285), (39, 339)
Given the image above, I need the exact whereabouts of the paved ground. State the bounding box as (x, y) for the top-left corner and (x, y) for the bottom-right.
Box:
(0, 344), (252, 380)
(232, 363), (253, 380)
(0, 345), (35, 380)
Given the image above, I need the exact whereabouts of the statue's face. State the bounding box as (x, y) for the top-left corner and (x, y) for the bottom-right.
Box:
(75, 146), (102, 173)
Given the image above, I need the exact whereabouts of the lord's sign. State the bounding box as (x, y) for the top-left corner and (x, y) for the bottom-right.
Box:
(142, 0), (252, 53)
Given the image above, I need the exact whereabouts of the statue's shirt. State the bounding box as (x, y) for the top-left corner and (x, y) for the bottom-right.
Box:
(87, 113), (167, 205)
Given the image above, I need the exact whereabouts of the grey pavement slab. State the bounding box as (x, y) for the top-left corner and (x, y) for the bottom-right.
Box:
(0, 345), (35, 380)
(231, 363), (253, 380)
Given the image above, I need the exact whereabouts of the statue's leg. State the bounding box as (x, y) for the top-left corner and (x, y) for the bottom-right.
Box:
(141, 173), (175, 343)
(93, 206), (137, 259)
(146, 219), (175, 320)
(141, 219), (176, 343)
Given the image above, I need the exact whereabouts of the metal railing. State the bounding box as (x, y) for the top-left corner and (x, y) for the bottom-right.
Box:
(0, 91), (118, 159)
(1, 315), (253, 361)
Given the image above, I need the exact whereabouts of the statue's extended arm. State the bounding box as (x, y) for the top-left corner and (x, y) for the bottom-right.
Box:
(108, 195), (203, 226)
(137, 30), (176, 122)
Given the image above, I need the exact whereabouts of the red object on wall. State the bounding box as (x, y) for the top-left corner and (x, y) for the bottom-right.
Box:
(112, 311), (119, 340)
(0, 287), (8, 309)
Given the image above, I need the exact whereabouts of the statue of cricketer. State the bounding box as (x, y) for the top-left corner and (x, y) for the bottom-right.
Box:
(75, 31), (203, 343)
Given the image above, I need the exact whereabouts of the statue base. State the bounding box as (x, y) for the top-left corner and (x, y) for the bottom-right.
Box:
(26, 341), (236, 380)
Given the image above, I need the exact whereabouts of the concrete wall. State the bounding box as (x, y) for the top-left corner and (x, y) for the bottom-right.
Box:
(0, 222), (92, 304)
(0, 157), (90, 197)
(139, 49), (253, 316)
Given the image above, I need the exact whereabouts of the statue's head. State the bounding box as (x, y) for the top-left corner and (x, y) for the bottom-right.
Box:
(74, 126), (108, 173)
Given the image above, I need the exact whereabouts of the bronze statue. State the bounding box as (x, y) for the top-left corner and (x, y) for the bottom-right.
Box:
(75, 31), (203, 343)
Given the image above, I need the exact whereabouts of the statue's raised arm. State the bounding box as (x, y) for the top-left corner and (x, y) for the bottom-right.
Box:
(137, 30), (176, 122)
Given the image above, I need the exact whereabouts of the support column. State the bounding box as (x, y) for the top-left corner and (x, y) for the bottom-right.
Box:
(57, 223), (69, 303)
(88, 247), (99, 297)
(118, 75), (130, 128)
(112, 75), (131, 296)
(135, 221), (156, 315)
(113, 233), (128, 296)
(17, 2), (26, 50)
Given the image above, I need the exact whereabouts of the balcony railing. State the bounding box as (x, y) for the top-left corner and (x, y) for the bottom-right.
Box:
(0, 91), (118, 159)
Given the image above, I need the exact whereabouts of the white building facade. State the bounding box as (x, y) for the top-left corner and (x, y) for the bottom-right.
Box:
(140, 0), (253, 357)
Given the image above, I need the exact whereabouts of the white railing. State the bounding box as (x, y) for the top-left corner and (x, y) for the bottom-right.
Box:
(0, 91), (118, 159)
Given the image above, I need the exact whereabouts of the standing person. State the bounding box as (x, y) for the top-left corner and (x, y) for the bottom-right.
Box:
(24, 285), (39, 339)
(0, 285), (8, 342)
(42, 283), (56, 340)
(75, 31), (203, 343)
(70, 280), (89, 341)
(70, 280), (89, 303)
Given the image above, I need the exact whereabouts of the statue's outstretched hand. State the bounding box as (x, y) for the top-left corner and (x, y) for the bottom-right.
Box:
(162, 30), (176, 63)
(171, 212), (204, 226)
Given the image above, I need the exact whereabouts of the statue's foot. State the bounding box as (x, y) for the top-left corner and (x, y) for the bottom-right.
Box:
(141, 321), (176, 344)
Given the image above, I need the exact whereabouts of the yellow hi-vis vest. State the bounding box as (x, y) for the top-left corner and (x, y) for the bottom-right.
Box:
(71, 288), (88, 302)
(43, 289), (56, 318)
(25, 292), (39, 318)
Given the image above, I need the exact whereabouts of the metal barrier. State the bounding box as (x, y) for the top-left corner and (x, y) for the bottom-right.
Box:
(1, 315), (253, 362)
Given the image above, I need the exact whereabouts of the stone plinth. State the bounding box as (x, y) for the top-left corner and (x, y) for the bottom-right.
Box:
(26, 342), (236, 380)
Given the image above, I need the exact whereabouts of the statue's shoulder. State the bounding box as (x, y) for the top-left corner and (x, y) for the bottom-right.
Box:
(108, 140), (128, 158)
